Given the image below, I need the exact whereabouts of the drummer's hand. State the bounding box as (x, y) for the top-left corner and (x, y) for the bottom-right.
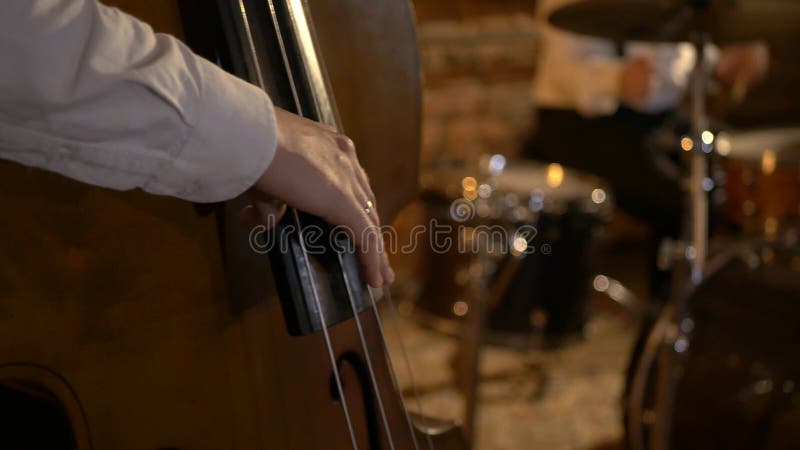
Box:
(244, 107), (393, 288)
(620, 57), (653, 107)
(717, 42), (769, 89)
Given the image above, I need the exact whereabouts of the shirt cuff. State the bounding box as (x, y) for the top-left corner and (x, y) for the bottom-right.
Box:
(144, 58), (278, 203)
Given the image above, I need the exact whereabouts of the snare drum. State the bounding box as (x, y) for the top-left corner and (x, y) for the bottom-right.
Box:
(414, 157), (612, 348)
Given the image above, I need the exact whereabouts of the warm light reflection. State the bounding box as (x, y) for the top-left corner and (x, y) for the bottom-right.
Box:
(716, 133), (732, 155)
(511, 236), (528, 256)
(452, 300), (469, 317)
(593, 275), (610, 292)
(461, 176), (478, 191)
(591, 188), (607, 204)
(463, 189), (478, 201)
(764, 217), (778, 237)
(762, 149), (776, 175)
(681, 137), (694, 152)
(546, 163), (564, 188)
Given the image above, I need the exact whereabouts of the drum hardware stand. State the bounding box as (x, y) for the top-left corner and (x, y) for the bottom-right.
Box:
(458, 251), (488, 449)
(627, 303), (675, 450)
(457, 234), (542, 448)
(649, 31), (713, 450)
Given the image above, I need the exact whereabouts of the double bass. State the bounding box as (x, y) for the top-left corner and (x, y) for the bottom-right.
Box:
(0, 0), (467, 448)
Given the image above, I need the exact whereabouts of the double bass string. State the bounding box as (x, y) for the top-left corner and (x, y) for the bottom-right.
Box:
(244, 1), (434, 447)
(256, 2), (361, 448)
(292, 211), (360, 450)
(265, 1), (400, 447)
(337, 250), (397, 450)
(281, 4), (439, 445)
(366, 287), (430, 450)
(376, 287), (437, 450)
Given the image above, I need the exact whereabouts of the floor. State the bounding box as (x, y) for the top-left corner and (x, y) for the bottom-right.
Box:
(384, 311), (636, 450)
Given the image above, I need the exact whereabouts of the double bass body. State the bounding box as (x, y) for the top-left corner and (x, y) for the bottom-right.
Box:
(0, 0), (464, 449)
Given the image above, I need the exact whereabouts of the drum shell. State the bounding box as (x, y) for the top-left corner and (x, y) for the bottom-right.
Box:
(487, 209), (599, 341)
(673, 244), (800, 449)
(629, 242), (800, 449)
(719, 158), (800, 232)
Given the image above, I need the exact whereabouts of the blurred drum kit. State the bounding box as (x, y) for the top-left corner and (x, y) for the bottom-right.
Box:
(415, 157), (614, 440)
(417, 157), (612, 347)
(412, 1), (800, 449)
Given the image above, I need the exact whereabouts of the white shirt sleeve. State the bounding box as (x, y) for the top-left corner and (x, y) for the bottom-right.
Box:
(0, 0), (277, 203)
(533, 25), (624, 117)
(531, 0), (623, 116)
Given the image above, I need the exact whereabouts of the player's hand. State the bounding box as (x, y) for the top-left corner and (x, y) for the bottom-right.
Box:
(620, 57), (653, 106)
(246, 107), (393, 288)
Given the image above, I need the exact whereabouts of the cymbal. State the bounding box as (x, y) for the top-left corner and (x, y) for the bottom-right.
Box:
(549, 0), (800, 44)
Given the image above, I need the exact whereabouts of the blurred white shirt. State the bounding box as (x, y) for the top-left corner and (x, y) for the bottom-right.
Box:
(0, 0), (277, 202)
(533, 0), (703, 117)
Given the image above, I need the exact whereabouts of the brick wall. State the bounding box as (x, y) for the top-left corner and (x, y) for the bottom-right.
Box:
(417, 9), (540, 165)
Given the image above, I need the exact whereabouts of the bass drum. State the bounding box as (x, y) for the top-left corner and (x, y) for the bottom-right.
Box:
(626, 241), (800, 450)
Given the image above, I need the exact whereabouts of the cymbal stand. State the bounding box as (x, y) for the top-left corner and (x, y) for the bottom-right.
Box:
(689, 38), (711, 281)
(649, 31), (712, 450)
